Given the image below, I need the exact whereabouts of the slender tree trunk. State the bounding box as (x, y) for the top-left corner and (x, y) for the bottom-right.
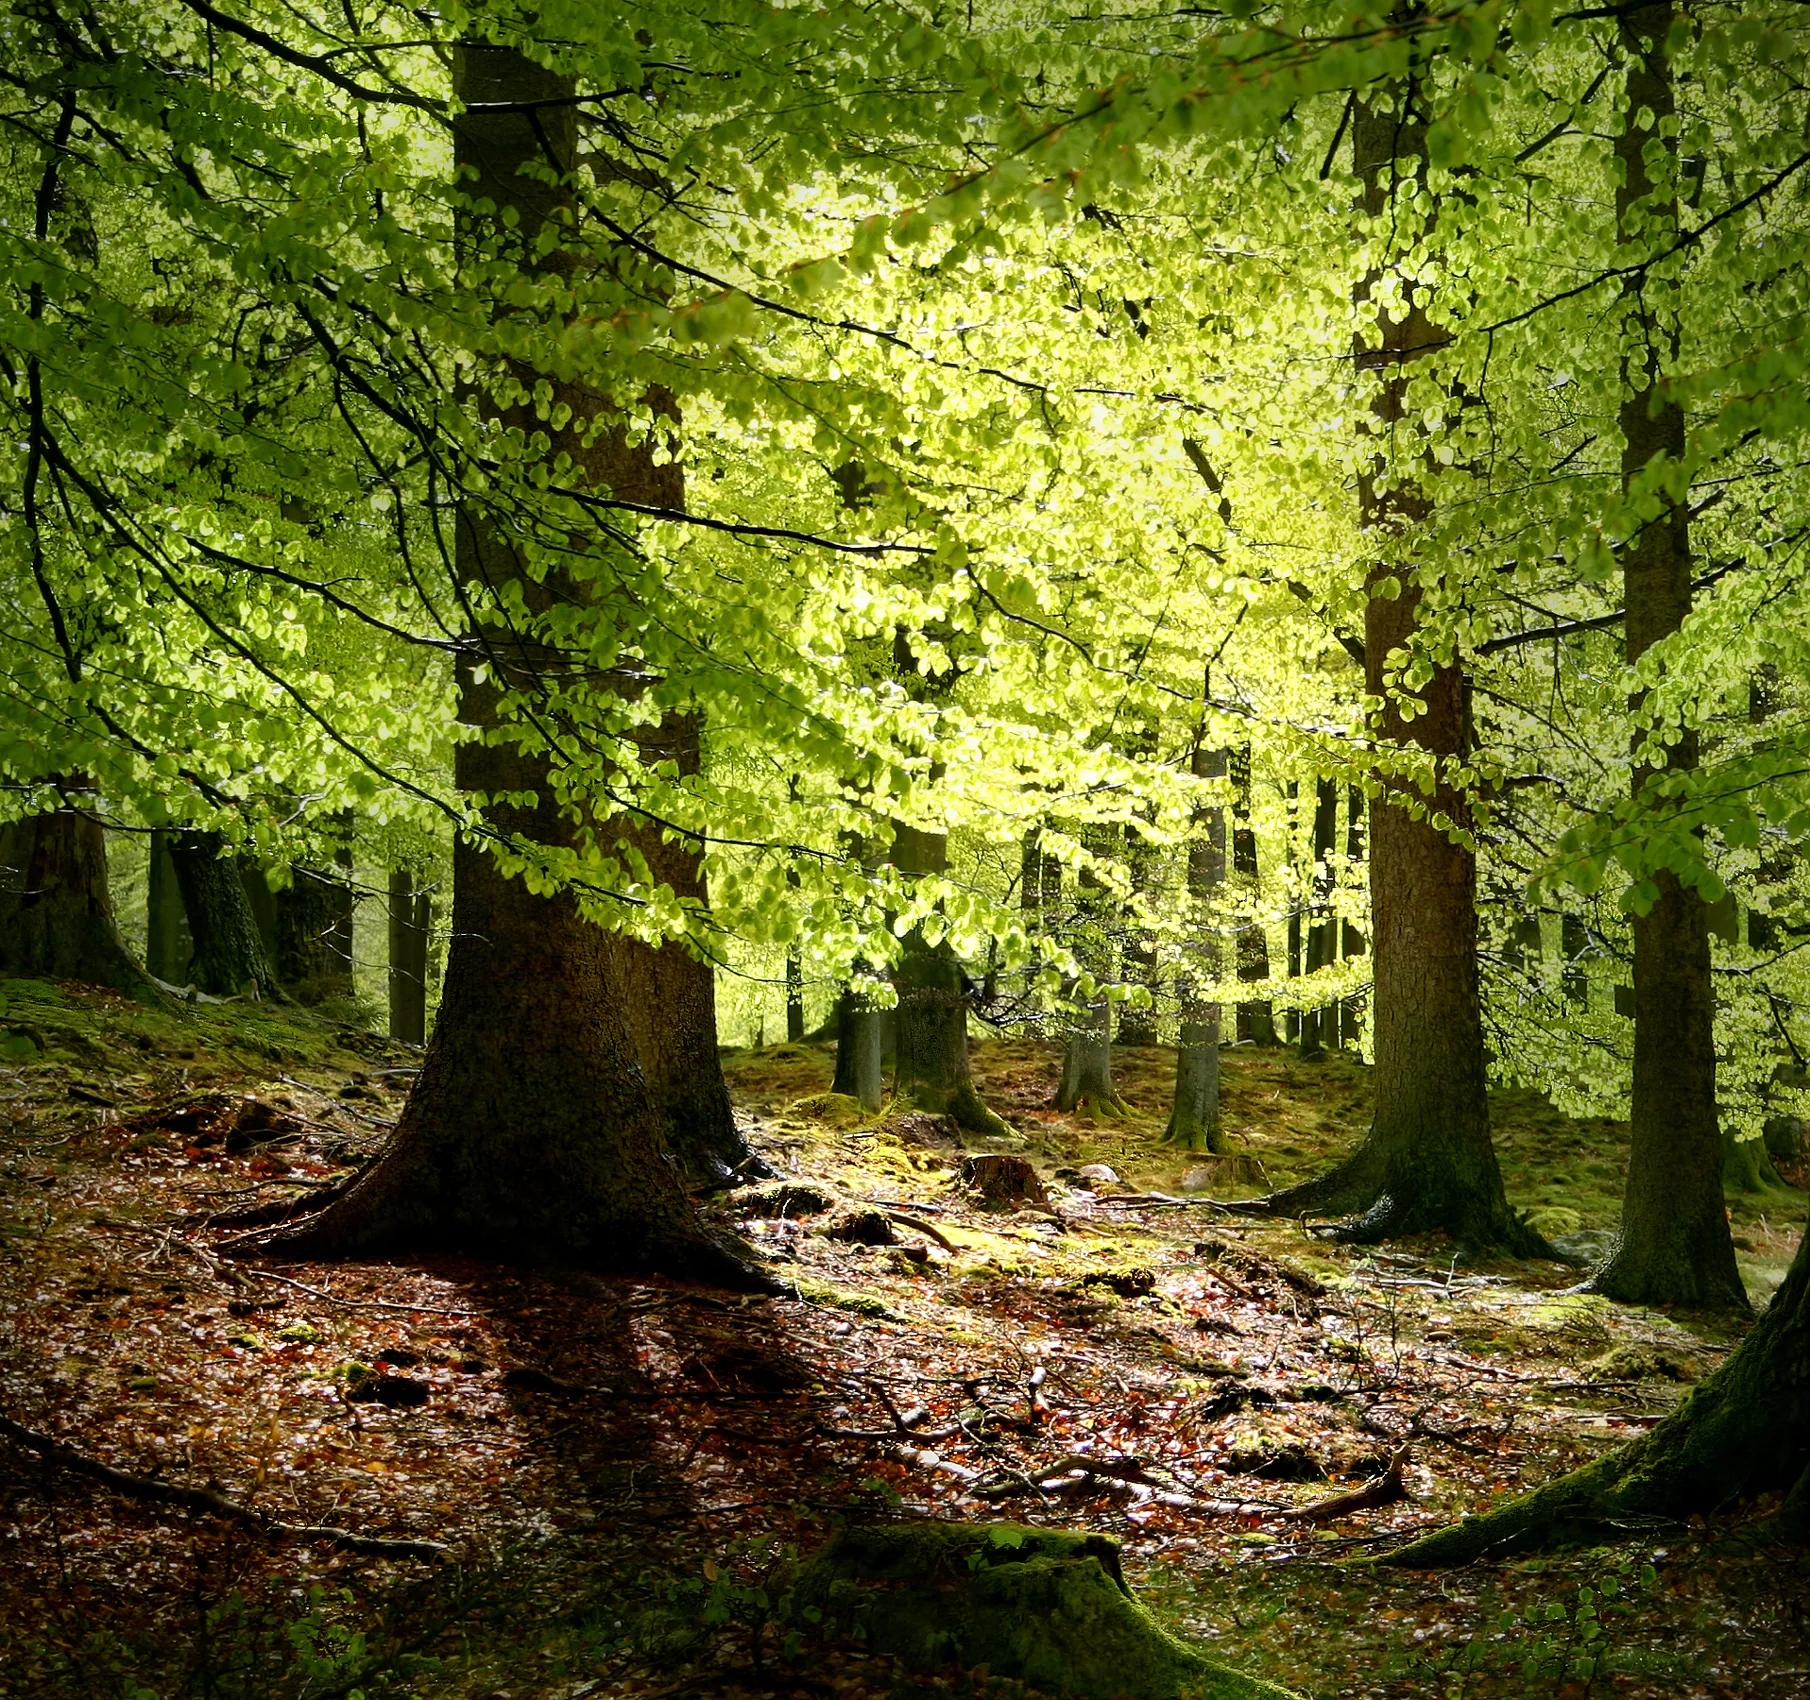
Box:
(1116, 818), (1160, 1046)
(387, 869), (431, 1046)
(1298, 778), (1338, 1061)
(1254, 78), (1539, 1252)
(1387, 1222), (1810, 1566)
(270, 40), (756, 1282)
(1284, 781), (1302, 1045)
(1232, 746), (1276, 1045)
(1055, 991), (1125, 1116)
(1589, 4), (1745, 1310)
(168, 831), (282, 1000)
(1337, 784), (1366, 1050)
(0, 788), (158, 999)
(892, 820), (1007, 1134)
(1167, 736), (1227, 1151)
(146, 829), (191, 984)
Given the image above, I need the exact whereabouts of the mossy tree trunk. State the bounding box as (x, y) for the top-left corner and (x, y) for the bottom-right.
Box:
(1116, 816), (1160, 1047)
(1167, 736), (1227, 1152)
(1231, 745), (1276, 1045)
(0, 789), (159, 999)
(1056, 992), (1127, 1117)
(269, 41), (757, 1283)
(1587, 4), (1746, 1312)
(145, 829), (192, 983)
(1251, 82), (1539, 1253)
(892, 819), (1007, 1136)
(168, 830), (282, 1000)
(1389, 1223), (1810, 1565)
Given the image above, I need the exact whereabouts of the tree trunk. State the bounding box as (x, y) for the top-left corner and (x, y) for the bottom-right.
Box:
(1386, 1223), (1810, 1565)
(831, 987), (885, 1112)
(146, 829), (192, 983)
(1232, 746), (1276, 1045)
(168, 830), (282, 1000)
(1337, 785), (1367, 1050)
(892, 820), (1007, 1135)
(274, 846), (354, 1005)
(1055, 992), (1127, 1117)
(1284, 781), (1302, 1046)
(268, 40), (757, 1284)
(387, 869), (431, 1046)
(1167, 738), (1227, 1152)
(1588, 3), (1746, 1312)
(0, 791), (159, 999)
(1116, 819), (1160, 1047)
(1251, 82), (1540, 1253)
(1297, 778), (1337, 1062)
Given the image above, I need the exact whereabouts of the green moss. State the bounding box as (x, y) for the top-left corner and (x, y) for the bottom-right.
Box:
(788, 1277), (893, 1318)
(789, 1521), (1299, 1700)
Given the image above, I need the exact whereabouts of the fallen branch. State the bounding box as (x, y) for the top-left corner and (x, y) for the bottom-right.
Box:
(0, 1413), (447, 1560)
(1269, 1447), (1410, 1522)
(884, 1211), (958, 1252)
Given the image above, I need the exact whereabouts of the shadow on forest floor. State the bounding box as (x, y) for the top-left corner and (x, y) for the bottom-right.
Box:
(1, 978), (1807, 1699)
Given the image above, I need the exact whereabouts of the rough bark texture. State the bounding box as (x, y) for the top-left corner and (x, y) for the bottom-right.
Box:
(1167, 740), (1228, 1152)
(892, 820), (1007, 1135)
(146, 829), (192, 984)
(268, 42), (757, 1284)
(1251, 86), (1540, 1253)
(1588, 5), (1746, 1312)
(0, 798), (159, 999)
(387, 869), (431, 1046)
(1388, 1225), (1810, 1565)
(1231, 746), (1277, 1046)
(1056, 995), (1128, 1118)
(273, 852), (354, 1005)
(168, 831), (282, 1001)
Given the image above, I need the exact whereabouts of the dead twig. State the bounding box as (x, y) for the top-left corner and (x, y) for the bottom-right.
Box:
(1268, 1446), (1410, 1522)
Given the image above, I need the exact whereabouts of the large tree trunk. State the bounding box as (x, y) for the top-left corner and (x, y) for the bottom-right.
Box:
(146, 829), (192, 983)
(831, 986), (885, 1112)
(1297, 778), (1337, 1062)
(1167, 738), (1227, 1152)
(387, 869), (431, 1046)
(168, 830), (282, 1001)
(1387, 1224), (1810, 1565)
(0, 790), (158, 999)
(1055, 992), (1127, 1117)
(1116, 818), (1160, 1047)
(1251, 83), (1539, 1253)
(1231, 746), (1276, 1045)
(892, 820), (1007, 1135)
(273, 840), (354, 1005)
(1587, 4), (1746, 1312)
(269, 40), (756, 1283)
(1336, 785), (1366, 1049)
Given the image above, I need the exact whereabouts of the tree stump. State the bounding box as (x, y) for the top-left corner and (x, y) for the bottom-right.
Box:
(959, 1153), (1048, 1211)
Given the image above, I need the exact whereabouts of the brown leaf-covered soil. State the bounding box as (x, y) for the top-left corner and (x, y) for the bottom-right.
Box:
(0, 978), (1806, 1700)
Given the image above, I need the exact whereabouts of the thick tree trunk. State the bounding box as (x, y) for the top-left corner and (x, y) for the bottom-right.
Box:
(1297, 778), (1337, 1061)
(1231, 746), (1276, 1045)
(146, 829), (192, 983)
(168, 831), (282, 1000)
(1588, 4), (1746, 1312)
(892, 820), (1007, 1135)
(268, 41), (757, 1283)
(1387, 1224), (1810, 1565)
(274, 845), (354, 1005)
(0, 793), (158, 999)
(1252, 84), (1539, 1253)
(1056, 993), (1127, 1117)
(1167, 740), (1227, 1152)
(831, 987), (885, 1112)
(387, 869), (431, 1046)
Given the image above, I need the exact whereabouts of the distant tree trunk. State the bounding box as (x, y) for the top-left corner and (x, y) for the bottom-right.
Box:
(1337, 785), (1366, 1050)
(1298, 778), (1338, 1061)
(831, 987), (884, 1112)
(785, 950), (805, 1043)
(1387, 1222), (1810, 1566)
(270, 41), (758, 1283)
(1561, 911), (1589, 1004)
(146, 829), (191, 984)
(1055, 992), (1127, 1117)
(1167, 737), (1227, 1151)
(1589, 5), (1745, 1311)
(1232, 747), (1276, 1045)
(1251, 78), (1540, 1253)
(1284, 781), (1302, 1046)
(168, 831), (282, 1001)
(387, 869), (431, 1046)
(892, 820), (1008, 1135)
(0, 789), (158, 999)
(1116, 818), (1160, 1047)
(238, 858), (279, 965)
(274, 838), (354, 1005)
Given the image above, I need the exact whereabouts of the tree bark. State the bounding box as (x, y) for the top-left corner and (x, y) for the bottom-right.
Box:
(1284, 781), (1302, 1046)
(267, 40), (758, 1283)
(146, 829), (192, 984)
(1337, 784), (1367, 1049)
(0, 790), (159, 999)
(892, 819), (1007, 1134)
(1297, 778), (1338, 1062)
(831, 986), (884, 1112)
(1587, 3), (1746, 1312)
(1056, 992), (1127, 1117)
(1116, 818), (1160, 1047)
(1232, 746), (1277, 1045)
(1386, 1223), (1810, 1565)
(1167, 738), (1227, 1151)
(274, 841), (354, 1005)
(387, 868), (431, 1046)
(1250, 80), (1540, 1252)
(168, 830), (283, 1000)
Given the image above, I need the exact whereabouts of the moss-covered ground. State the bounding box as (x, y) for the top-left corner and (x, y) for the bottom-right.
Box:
(1, 984), (1805, 1699)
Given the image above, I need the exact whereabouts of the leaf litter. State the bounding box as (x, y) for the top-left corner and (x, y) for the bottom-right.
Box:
(0, 982), (1806, 1698)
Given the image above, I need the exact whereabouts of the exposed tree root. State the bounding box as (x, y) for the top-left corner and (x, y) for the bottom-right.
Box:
(0, 1413), (447, 1560)
(1386, 1227), (1810, 1565)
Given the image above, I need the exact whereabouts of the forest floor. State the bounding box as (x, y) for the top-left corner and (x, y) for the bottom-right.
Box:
(1, 978), (1807, 1700)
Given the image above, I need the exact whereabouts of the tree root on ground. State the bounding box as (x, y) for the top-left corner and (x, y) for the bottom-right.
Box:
(0, 1413), (447, 1560)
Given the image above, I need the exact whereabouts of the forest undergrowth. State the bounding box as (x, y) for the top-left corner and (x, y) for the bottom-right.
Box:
(1, 981), (1807, 1700)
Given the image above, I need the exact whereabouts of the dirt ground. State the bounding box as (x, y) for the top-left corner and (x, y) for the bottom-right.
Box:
(1, 978), (1806, 1700)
